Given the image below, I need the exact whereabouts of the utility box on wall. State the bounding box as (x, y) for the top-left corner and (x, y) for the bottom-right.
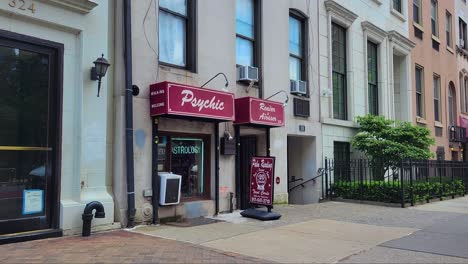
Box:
(159, 172), (182, 205)
(220, 138), (236, 155)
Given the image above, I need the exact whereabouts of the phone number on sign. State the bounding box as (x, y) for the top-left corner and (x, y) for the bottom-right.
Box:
(251, 197), (271, 204)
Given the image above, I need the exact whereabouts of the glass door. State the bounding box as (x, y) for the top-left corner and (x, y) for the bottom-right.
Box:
(0, 36), (59, 235)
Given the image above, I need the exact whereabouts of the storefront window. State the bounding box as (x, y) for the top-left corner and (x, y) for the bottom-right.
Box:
(157, 135), (208, 199)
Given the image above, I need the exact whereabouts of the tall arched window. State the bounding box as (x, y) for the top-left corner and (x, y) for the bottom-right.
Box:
(459, 73), (464, 112)
(448, 82), (456, 125)
(464, 77), (468, 112)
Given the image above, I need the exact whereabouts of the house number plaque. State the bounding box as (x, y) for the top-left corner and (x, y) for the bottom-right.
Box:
(8, 0), (36, 14)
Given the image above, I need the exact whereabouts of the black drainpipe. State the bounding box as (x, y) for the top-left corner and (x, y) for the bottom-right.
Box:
(214, 122), (220, 215)
(123, 0), (136, 228)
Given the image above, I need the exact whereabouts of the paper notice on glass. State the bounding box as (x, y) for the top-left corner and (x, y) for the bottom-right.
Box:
(22, 189), (44, 215)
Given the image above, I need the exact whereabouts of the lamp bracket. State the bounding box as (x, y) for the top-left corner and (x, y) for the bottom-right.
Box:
(91, 67), (99, 81)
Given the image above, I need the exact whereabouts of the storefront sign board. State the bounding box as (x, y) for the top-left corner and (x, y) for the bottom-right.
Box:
(250, 156), (275, 206)
(150, 82), (235, 121)
(234, 97), (285, 127)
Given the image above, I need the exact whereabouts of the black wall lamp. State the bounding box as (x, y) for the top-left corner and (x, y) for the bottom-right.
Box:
(91, 54), (111, 97)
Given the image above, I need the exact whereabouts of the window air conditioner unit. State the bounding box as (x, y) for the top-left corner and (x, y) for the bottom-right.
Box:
(290, 79), (307, 95)
(159, 172), (182, 206)
(237, 65), (259, 83)
(460, 38), (465, 48)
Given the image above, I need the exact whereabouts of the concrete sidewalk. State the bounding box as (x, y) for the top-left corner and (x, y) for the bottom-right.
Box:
(132, 199), (468, 263)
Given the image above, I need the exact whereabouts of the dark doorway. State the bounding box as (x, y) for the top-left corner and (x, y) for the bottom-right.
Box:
(333, 142), (350, 181)
(239, 136), (257, 209)
(0, 31), (61, 235)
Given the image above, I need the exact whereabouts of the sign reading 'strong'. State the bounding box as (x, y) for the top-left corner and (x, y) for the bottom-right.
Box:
(150, 82), (235, 121)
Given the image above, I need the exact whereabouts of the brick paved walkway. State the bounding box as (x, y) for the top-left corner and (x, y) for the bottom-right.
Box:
(0, 231), (268, 263)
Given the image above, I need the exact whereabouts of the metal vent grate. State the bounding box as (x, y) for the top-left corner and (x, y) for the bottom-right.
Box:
(165, 178), (180, 204)
(293, 98), (310, 117)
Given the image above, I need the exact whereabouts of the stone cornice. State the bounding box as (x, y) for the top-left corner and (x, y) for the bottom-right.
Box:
(37, 0), (98, 14)
(361, 21), (387, 43)
(324, 0), (358, 27)
(388, 30), (415, 54)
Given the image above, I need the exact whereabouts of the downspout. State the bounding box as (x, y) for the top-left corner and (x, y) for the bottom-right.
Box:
(123, 0), (136, 228)
(214, 122), (220, 215)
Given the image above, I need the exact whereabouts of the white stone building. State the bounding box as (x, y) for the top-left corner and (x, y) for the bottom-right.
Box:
(319, 0), (415, 160)
(0, 0), (115, 240)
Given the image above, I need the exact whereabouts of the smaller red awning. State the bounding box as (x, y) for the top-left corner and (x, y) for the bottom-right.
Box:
(234, 97), (285, 127)
(460, 116), (468, 138)
(150, 82), (235, 121)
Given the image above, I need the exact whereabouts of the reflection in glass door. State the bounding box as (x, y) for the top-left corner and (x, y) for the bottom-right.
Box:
(0, 36), (59, 235)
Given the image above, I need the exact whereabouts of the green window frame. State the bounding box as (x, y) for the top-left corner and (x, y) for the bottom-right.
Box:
(332, 22), (347, 120)
(367, 41), (378, 116)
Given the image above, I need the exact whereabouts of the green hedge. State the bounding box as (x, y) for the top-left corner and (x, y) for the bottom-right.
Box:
(331, 180), (465, 204)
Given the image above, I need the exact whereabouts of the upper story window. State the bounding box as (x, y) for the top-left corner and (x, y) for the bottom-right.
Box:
(464, 77), (468, 112)
(415, 66), (424, 118)
(448, 83), (456, 125)
(332, 22), (347, 120)
(433, 74), (441, 122)
(367, 41), (378, 115)
(460, 18), (467, 49)
(446, 12), (452, 47)
(159, 0), (196, 71)
(413, 0), (421, 25)
(431, 0), (438, 37)
(236, 0), (259, 67)
(393, 0), (402, 13)
(289, 12), (306, 84)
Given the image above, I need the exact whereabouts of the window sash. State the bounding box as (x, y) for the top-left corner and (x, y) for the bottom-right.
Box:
(446, 13), (452, 46)
(367, 42), (378, 115)
(434, 76), (440, 122)
(235, 0), (257, 67)
(332, 23), (347, 120)
(413, 0), (421, 24)
(431, 0), (438, 36)
(159, 9), (187, 67)
(415, 67), (424, 117)
(393, 0), (402, 13)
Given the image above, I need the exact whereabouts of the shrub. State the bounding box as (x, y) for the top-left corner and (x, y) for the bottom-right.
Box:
(331, 180), (465, 204)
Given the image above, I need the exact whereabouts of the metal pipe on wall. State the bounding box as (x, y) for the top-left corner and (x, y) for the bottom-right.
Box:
(152, 118), (160, 224)
(235, 125), (241, 209)
(123, 0), (136, 228)
(214, 122), (220, 215)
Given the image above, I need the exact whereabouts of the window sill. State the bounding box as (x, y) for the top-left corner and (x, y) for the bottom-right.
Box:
(432, 35), (441, 44)
(391, 9), (406, 22)
(159, 64), (197, 78)
(434, 121), (444, 128)
(413, 22), (424, 32)
(180, 196), (212, 203)
(416, 117), (427, 125)
(447, 46), (455, 54)
(371, 0), (382, 5)
(321, 117), (358, 128)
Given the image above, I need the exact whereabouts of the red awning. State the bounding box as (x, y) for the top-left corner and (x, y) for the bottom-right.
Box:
(150, 82), (235, 122)
(234, 97), (285, 127)
(460, 116), (468, 138)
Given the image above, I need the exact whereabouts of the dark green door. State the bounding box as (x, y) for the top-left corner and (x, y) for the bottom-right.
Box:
(0, 34), (60, 235)
(240, 136), (257, 209)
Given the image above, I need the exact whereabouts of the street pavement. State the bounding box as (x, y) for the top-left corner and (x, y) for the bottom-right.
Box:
(2, 197), (468, 263)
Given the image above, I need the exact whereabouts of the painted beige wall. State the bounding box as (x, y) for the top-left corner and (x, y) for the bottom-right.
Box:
(113, 0), (322, 224)
(409, 0), (458, 160)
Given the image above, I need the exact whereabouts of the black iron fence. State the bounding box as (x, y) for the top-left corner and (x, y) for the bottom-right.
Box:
(323, 158), (468, 207)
